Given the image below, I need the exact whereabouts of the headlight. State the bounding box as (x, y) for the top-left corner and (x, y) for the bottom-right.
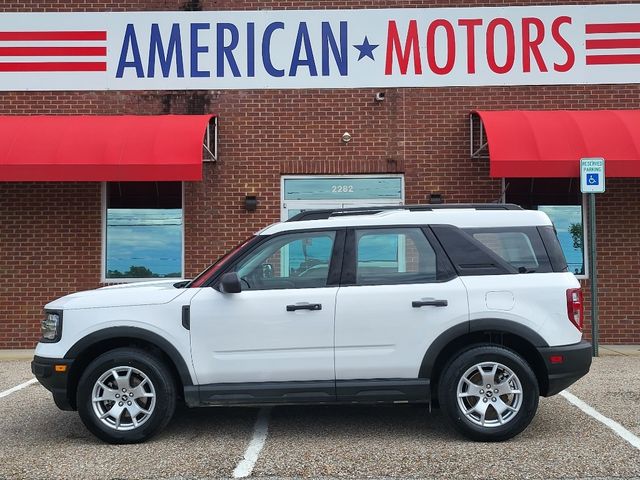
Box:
(41, 311), (62, 342)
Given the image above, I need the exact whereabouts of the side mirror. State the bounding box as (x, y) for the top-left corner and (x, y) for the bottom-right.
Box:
(261, 263), (273, 279)
(219, 272), (242, 293)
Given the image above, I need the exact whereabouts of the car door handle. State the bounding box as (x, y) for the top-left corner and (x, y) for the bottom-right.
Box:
(412, 299), (448, 308)
(286, 303), (322, 312)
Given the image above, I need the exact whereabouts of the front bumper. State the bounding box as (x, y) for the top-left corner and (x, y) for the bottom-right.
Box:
(537, 340), (592, 397)
(31, 356), (75, 411)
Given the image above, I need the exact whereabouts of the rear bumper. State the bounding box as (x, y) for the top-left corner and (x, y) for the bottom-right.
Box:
(537, 340), (592, 397)
(31, 356), (75, 411)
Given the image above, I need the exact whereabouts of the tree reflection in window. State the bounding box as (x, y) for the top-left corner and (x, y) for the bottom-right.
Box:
(506, 178), (585, 276)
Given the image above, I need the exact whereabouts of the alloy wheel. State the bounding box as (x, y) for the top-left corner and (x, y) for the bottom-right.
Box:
(91, 366), (156, 431)
(456, 361), (523, 427)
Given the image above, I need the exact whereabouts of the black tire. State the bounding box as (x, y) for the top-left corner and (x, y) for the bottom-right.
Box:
(77, 347), (176, 444)
(438, 345), (539, 442)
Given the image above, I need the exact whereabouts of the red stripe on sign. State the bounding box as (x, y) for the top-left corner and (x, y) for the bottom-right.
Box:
(0, 47), (106, 56)
(0, 62), (107, 71)
(586, 23), (640, 34)
(586, 38), (640, 49)
(586, 54), (640, 65)
(0, 31), (106, 41)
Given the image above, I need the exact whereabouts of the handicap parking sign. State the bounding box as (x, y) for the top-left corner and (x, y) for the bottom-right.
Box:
(586, 173), (599, 185)
(580, 158), (605, 193)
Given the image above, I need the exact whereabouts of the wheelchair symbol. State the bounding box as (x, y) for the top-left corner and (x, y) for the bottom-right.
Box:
(586, 173), (599, 185)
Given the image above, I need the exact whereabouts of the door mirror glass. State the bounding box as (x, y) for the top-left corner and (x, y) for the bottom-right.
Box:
(261, 263), (273, 279)
(219, 272), (242, 293)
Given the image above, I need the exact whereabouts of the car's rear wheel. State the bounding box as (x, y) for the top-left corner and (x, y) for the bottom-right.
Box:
(77, 348), (176, 444)
(438, 345), (539, 441)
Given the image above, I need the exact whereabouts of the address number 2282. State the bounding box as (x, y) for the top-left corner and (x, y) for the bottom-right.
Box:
(331, 185), (354, 193)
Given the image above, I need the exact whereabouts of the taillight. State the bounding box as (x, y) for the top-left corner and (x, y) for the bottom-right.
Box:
(566, 288), (584, 332)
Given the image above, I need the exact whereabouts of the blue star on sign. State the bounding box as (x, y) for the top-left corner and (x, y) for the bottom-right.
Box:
(354, 36), (379, 61)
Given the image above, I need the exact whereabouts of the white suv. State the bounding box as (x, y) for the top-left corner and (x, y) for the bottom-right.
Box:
(32, 204), (591, 444)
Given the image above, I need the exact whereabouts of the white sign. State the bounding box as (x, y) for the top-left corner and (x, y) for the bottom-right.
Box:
(580, 157), (605, 193)
(1, 5), (640, 91)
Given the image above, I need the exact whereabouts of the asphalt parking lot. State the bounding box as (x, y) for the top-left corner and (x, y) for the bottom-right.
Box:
(1, 356), (639, 480)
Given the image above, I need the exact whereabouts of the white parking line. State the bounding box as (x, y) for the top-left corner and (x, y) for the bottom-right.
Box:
(561, 390), (640, 450)
(0, 378), (38, 399)
(233, 407), (272, 478)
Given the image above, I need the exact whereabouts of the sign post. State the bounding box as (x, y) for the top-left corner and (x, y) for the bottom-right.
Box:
(580, 158), (605, 357)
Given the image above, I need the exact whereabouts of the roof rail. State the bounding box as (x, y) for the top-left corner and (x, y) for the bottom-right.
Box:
(286, 203), (523, 222)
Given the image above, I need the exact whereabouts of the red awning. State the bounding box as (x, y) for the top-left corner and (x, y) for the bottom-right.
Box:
(0, 114), (215, 181)
(474, 110), (640, 178)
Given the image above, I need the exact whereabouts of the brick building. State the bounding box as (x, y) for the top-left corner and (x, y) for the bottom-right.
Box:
(1, 0), (639, 348)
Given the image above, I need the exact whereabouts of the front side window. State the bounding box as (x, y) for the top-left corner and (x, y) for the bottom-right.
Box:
(355, 228), (437, 285)
(105, 182), (182, 280)
(235, 231), (336, 290)
(505, 178), (585, 276)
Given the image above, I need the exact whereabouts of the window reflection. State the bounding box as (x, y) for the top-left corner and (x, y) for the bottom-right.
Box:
(105, 182), (182, 279)
(539, 205), (584, 275)
(504, 177), (585, 276)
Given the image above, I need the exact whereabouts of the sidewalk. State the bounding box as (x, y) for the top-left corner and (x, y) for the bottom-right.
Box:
(1, 345), (639, 361)
(0, 350), (34, 361)
(598, 345), (640, 356)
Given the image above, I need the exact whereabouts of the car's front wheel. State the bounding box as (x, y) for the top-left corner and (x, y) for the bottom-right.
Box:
(438, 345), (539, 441)
(76, 347), (176, 444)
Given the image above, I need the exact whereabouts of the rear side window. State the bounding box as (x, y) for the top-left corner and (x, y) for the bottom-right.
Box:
(539, 226), (569, 272)
(355, 228), (439, 285)
(465, 227), (552, 273)
(430, 225), (515, 276)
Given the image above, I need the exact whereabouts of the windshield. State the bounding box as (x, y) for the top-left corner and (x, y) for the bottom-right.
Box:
(187, 236), (256, 288)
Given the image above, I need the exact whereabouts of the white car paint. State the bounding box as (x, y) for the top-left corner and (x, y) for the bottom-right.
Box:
(189, 286), (338, 384)
(260, 209), (553, 235)
(44, 280), (188, 310)
(35, 207), (581, 390)
(334, 278), (469, 379)
(462, 272), (582, 347)
(35, 284), (199, 382)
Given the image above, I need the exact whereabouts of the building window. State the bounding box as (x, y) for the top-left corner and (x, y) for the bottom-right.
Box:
(505, 178), (586, 277)
(281, 175), (404, 220)
(104, 182), (183, 281)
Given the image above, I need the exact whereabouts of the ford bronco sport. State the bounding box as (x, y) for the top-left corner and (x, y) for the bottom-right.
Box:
(32, 204), (592, 443)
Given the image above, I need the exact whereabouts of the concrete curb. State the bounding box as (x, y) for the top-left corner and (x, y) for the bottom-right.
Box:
(598, 345), (640, 356)
(0, 350), (35, 361)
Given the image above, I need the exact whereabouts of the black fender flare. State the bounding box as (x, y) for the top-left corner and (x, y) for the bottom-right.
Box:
(64, 326), (194, 386)
(419, 319), (548, 379)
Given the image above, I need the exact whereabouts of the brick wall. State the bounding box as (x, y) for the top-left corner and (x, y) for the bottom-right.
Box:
(585, 179), (640, 344)
(0, 184), (101, 347)
(0, 0), (639, 347)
